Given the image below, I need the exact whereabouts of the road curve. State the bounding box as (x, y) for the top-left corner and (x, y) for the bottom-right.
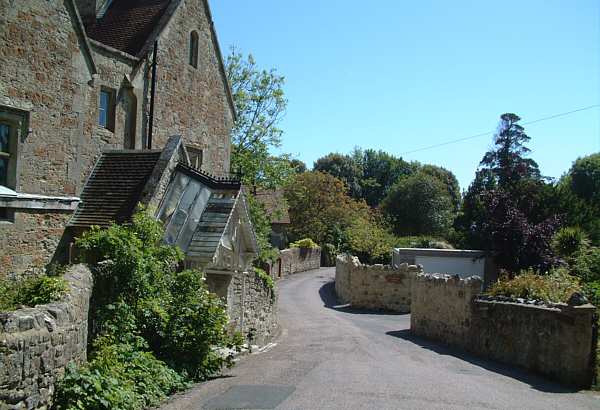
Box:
(160, 267), (599, 410)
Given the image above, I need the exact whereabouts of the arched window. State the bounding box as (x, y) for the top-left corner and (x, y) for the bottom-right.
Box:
(189, 31), (199, 68)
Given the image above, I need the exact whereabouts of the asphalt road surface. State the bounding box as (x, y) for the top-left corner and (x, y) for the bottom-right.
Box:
(160, 267), (599, 410)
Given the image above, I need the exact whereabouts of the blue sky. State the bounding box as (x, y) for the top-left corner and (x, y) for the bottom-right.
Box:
(211, 0), (600, 190)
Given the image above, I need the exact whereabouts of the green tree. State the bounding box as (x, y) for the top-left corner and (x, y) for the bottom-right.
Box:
(557, 153), (600, 244)
(289, 158), (307, 173)
(284, 171), (370, 245)
(456, 113), (560, 272)
(419, 164), (461, 211)
(313, 153), (363, 198)
(382, 171), (454, 236)
(225, 47), (293, 192)
(313, 148), (415, 206)
(355, 148), (415, 207)
(480, 113), (542, 188)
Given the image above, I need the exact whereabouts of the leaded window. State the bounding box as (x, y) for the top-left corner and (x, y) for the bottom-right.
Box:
(0, 123), (10, 187)
(99, 88), (115, 131)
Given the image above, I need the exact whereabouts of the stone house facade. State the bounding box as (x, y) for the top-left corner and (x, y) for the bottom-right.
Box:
(0, 0), (235, 277)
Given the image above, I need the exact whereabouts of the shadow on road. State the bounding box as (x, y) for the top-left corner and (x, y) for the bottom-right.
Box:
(318, 280), (407, 316)
(386, 329), (581, 394)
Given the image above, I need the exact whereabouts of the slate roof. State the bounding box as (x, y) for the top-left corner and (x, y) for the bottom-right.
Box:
(85, 0), (172, 56)
(187, 193), (237, 264)
(254, 189), (290, 224)
(69, 150), (161, 228)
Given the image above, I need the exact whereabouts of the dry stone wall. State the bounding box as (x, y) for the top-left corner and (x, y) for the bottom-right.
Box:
(411, 273), (598, 388)
(335, 254), (420, 313)
(226, 270), (278, 346)
(0, 264), (93, 409)
(277, 248), (321, 277)
(410, 273), (482, 346)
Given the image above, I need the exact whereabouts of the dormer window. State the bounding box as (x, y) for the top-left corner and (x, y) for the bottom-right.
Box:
(189, 31), (199, 68)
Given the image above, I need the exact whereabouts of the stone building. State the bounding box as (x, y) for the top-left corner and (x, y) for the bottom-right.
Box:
(0, 0), (235, 277)
(68, 135), (263, 328)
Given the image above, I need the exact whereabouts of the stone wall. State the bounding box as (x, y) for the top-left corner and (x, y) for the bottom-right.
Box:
(269, 247), (321, 279)
(411, 273), (598, 388)
(335, 254), (420, 313)
(0, 264), (93, 409)
(0, 1), (95, 277)
(225, 270), (278, 346)
(1, 0), (234, 276)
(0, 211), (73, 278)
(149, 0), (233, 176)
(410, 273), (483, 346)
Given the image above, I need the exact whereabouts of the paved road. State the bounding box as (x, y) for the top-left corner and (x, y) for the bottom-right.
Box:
(161, 267), (599, 410)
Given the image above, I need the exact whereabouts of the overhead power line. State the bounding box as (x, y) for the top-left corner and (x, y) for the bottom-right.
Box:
(399, 104), (600, 156)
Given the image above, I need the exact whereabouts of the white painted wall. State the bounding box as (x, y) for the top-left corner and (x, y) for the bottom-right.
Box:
(415, 255), (484, 278)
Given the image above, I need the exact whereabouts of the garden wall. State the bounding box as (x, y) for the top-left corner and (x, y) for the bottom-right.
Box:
(411, 273), (598, 388)
(225, 270), (278, 346)
(0, 264), (93, 409)
(335, 254), (420, 312)
(270, 247), (321, 279)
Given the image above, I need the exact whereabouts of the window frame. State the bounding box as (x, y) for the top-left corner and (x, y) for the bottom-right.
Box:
(187, 146), (203, 170)
(98, 87), (116, 131)
(189, 31), (199, 68)
(0, 107), (27, 224)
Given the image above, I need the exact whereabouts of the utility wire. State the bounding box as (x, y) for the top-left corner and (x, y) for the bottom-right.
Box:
(399, 104), (600, 155)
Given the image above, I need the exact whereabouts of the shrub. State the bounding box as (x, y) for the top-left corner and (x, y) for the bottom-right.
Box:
(254, 267), (274, 293)
(321, 243), (338, 267)
(0, 275), (68, 311)
(395, 236), (453, 249)
(552, 227), (590, 259)
(343, 218), (395, 264)
(161, 270), (238, 379)
(289, 238), (319, 249)
(54, 336), (187, 410)
(571, 247), (600, 283)
(57, 210), (241, 408)
(487, 269), (581, 303)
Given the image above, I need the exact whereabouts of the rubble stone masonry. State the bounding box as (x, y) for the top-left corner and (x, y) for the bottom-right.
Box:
(0, 264), (93, 409)
(411, 273), (597, 388)
(0, 0), (234, 277)
(335, 254), (420, 313)
(227, 270), (278, 346)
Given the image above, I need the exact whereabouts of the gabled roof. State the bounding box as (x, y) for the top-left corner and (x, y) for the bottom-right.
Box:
(82, 0), (236, 120)
(68, 150), (162, 228)
(85, 0), (172, 56)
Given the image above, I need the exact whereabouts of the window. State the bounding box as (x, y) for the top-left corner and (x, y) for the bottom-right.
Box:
(187, 146), (203, 170)
(0, 108), (24, 223)
(98, 88), (116, 131)
(0, 112), (20, 190)
(189, 31), (199, 68)
(0, 123), (11, 187)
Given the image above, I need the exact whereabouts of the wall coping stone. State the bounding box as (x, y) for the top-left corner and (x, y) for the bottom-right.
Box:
(474, 297), (597, 314)
(0, 264), (92, 333)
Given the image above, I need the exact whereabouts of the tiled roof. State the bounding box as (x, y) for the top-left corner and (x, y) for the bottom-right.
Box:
(85, 0), (172, 56)
(254, 189), (290, 224)
(69, 150), (161, 228)
(187, 194), (236, 264)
